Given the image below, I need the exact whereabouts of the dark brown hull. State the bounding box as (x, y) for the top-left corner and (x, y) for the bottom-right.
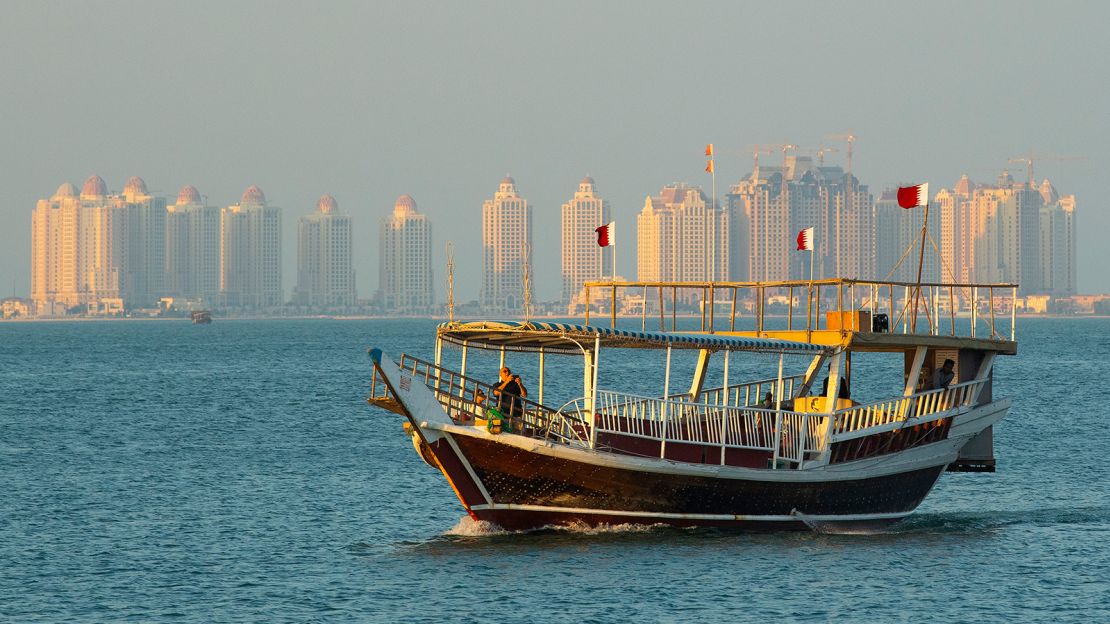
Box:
(426, 431), (946, 532)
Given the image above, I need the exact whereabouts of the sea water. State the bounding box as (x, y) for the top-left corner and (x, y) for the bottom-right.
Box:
(2, 318), (1109, 623)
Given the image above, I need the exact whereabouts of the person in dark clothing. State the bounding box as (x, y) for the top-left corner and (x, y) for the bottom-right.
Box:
(819, 375), (850, 399)
(932, 359), (956, 390)
(492, 367), (528, 423)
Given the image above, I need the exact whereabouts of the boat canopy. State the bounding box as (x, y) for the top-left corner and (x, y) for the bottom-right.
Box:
(436, 321), (828, 355)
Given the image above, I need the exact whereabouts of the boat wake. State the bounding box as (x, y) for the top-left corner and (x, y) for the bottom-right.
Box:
(437, 506), (1110, 542)
(443, 515), (670, 539)
(789, 505), (1110, 537)
(444, 516), (510, 537)
(890, 505), (1110, 535)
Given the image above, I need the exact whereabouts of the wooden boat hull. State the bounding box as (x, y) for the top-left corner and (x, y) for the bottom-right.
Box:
(417, 426), (947, 532)
(373, 348), (1007, 532)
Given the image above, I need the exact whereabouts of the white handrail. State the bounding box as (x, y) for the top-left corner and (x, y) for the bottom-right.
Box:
(831, 378), (985, 438)
(585, 389), (828, 462)
(678, 374), (805, 407)
(571, 378), (987, 468)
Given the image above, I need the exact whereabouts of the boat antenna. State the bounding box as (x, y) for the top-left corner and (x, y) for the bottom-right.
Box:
(445, 241), (455, 323)
(522, 242), (533, 322)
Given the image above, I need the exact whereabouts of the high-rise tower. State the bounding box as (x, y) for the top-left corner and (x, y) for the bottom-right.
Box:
(480, 177), (531, 314)
(295, 194), (356, 308)
(727, 156), (872, 281)
(560, 176), (611, 304)
(378, 195), (433, 313)
(165, 185), (221, 303)
(120, 176), (166, 307)
(220, 186), (282, 308)
(31, 181), (86, 311)
(1038, 179), (1076, 296)
(637, 184), (728, 288)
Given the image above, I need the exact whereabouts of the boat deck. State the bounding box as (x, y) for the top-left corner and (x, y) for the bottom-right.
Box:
(370, 353), (990, 471)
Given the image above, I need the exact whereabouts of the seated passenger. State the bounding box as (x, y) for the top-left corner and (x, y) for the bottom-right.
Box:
(932, 359), (956, 390)
(759, 391), (774, 410)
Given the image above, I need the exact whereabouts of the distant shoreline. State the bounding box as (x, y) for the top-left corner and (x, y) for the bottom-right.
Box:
(5, 313), (1110, 323)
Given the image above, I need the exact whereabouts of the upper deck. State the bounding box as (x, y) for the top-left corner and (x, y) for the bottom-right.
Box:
(577, 278), (1017, 355)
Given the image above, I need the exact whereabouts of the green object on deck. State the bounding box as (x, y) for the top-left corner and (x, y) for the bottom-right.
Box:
(485, 407), (503, 433)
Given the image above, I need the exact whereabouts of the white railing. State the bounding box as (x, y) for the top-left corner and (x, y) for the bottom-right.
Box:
(589, 390), (828, 465)
(832, 379), (986, 440)
(693, 374), (805, 407)
(570, 378), (989, 468)
(374, 354), (592, 447)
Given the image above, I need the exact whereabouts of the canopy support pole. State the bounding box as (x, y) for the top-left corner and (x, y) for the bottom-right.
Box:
(722, 350), (730, 406)
(904, 346), (928, 397)
(660, 345), (672, 459)
(688, 349), (712, 401)
(459, 341), (468, 397)
(720, 350), (730, 465)
(969, 352), (996, 405)
(817, 350), (844, 465)
(771, 352), (785, 469)
(434, 337), (443, 392)
(796, 352), (828, 398)
(537, 348), (545, 405)
(589, 335), (601, 449)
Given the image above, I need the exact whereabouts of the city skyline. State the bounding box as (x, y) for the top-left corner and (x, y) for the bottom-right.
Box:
(1, 3), (1106, 304)
(22, 163), (1079, 316)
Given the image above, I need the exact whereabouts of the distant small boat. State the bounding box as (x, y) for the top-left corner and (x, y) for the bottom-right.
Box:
(191, 311), (212, 324)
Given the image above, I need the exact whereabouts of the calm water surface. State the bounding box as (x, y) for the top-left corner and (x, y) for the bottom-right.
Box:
(2, 318), (1109, 623)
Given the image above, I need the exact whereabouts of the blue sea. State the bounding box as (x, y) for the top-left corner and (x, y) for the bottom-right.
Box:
(2, 318), (1109, 623)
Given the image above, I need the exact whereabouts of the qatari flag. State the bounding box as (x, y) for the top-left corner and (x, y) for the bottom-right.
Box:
(897, 183), (930, 209)
(796, 226), (814, 251)
(595, 222), (615, 247)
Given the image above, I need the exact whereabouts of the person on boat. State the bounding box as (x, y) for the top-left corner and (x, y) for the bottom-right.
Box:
(932, 359), (956, 390)
(493, 367), (528, 423)
(759, 391), (774, 409)
(818, 375), (850, 399)
(473, 387), (488, 410)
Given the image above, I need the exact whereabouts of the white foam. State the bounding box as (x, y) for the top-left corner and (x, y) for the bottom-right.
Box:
(444, 515), (509, 537)
(444, 515), (669, 537)
(546, 520), (666, 535)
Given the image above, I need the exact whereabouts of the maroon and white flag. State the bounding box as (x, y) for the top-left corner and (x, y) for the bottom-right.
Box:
(796, 226), (814, 251)
(595, 222), (615, 247)
(896, 183), (930, 209)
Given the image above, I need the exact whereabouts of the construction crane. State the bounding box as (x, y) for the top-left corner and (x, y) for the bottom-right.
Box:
(1007, 151), (1086, 188)
(825, 133), (857, 174)
(747, 145), (775, 171)
(815, 146), (839, 167)
(767, 143), (797, 196)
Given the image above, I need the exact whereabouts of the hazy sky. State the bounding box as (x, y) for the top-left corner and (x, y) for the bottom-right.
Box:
(2, 1), (1107, 301)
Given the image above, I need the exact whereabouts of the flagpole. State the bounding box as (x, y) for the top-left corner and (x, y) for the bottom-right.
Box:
(705, 144), (715, 282)
(911, 201), (930, 333)
(711, 163), (717, 281)
(808, 245), (815, 339)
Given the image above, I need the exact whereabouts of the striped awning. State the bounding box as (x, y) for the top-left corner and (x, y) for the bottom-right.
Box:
(436, 321), (827, 355)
